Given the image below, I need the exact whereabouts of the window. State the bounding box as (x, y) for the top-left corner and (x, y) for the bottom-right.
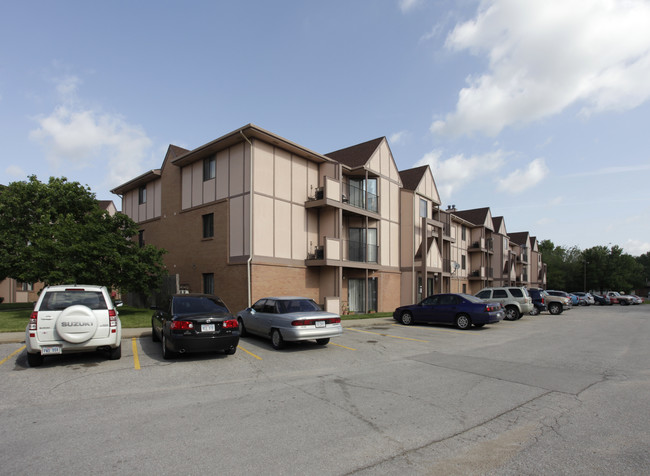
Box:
(462, 284), (467, 293)
(494, 289), (508, 298)
(419, 199), (428, 218)
(203, 156), (216, 181)
(349, 228), (377, 263)
(202, 213), (214, 238)
(202, 273), (214, 295)
(509, 288), (524, 297)
(138, 185), (147, 204)
(348, 178), (378, 212)
(461, 225), (466, 241)
(138, 230), (145, 247)
(461, 254), (466, 270)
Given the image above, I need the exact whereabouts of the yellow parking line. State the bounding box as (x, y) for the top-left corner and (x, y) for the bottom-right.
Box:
(330, 342), (357, 351)
(347, 328), (428, 342)
(238, 344), (262, 360)
(0, 345), (26, 366)
(131, 338), (140, 370)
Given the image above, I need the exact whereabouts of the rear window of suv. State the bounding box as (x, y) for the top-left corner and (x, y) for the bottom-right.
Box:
(509, 288), (524, 297)
(39, 290), (108, 311)
(493, 290), (508, 298)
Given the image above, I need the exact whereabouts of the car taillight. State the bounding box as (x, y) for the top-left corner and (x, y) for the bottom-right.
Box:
(109, 309), (117, 332)
(485, 305), (499, 312)
(29, 311), (38, 332)
(223, 319), (238, 329)
(171, 320), (194, 330)
(291, 317), (341, 326)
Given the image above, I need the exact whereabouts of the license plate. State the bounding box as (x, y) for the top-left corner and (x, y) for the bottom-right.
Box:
(41, 346), (62, 355)
(201, 324), (216, 332)
(315, 321), (326, 328)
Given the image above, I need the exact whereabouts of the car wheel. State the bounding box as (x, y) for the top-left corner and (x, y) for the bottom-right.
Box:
(108, 344), (121, 360)
(548, 303), (562, 315)
(400, 311), (414, 325)
(504, 306), (518, 321)
(529, 307), (540, 316)
(27, 352), (44, 367)
(455, 314), (471, 330)
(271, 329), (284, 350)
(473, 323), (485, 328)
(162, 335), (176, 359)
(224, 346), (237, 355)
(620, 300), (629, 306)
(316, 338), (330, 345)
(237, 318), (247, 337)
(151, 320), (160, 342)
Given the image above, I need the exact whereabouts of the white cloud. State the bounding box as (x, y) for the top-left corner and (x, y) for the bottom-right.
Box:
(5, 165), (25, 178)
(433, 0), (650, 137)
(415, 148), (507, 197)
(389, 130), (408, 145)
(496, 158), (549, 194)
(29, 77), (152, 188)
(399, 0), (422, 14)
(624, 239), (650, 256)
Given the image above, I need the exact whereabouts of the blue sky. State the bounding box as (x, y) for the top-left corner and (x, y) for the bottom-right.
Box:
(2, 0), (650, 255)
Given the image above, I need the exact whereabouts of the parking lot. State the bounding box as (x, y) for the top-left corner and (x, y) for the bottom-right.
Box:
(1, 305), (649, 475)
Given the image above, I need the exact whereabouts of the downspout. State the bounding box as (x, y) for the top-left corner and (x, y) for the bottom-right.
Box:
(240, 130), (254, 307)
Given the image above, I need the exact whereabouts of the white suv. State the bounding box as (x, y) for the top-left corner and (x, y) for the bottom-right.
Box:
(475, 287), (534, 321)
(25, 285), (122, 367)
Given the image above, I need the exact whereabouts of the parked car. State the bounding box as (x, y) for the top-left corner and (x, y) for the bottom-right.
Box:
(527, 288), (548, 315)
(544, 290), (573, 314)
(605, 291), (635, 306)
(475, 287), (534, 320)
(592, 294), (612, 305)
(25, 284), (122, 367)
(151, 294), (239, 359)
(393, 293), (504, 329)
(528, 288), (569, 315)
(572, 292), (595, 306)
(237, 297), (342, 349)
(630, 294), (644, 304)
(568, 293), (579, 306)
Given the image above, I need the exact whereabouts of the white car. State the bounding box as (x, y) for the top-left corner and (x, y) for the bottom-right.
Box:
(25, 285), (122, 367)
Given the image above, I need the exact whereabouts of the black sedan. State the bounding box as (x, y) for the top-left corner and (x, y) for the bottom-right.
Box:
(151, 294), (240, 359)
(393, 293), (504, 329)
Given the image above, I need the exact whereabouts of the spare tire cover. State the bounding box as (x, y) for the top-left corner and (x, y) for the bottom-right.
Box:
(55, 305), (99, 343)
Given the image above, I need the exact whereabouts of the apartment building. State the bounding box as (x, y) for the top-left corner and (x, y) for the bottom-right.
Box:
(111, 124), (545, 313)
(112, 124), (403, 314)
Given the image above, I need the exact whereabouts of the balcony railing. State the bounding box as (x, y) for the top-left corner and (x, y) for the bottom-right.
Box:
(345, 182), (378, 213)
(345, 239), (378, 263)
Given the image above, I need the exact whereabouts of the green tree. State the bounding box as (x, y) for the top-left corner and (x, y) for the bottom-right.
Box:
(0, 176), (166, 295)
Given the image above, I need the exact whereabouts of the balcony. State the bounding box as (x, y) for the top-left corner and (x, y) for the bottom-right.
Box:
(305, 177), (379, 218)
(305, 237), (379, 269)
(468, 267), (486, 280)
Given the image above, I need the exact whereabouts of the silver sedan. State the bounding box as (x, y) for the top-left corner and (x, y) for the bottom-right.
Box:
(237, 297), (343, 350)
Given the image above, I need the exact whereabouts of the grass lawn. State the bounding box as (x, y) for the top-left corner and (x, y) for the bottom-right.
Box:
(0, 304), (153, 332)
(0, 303), (388, 332)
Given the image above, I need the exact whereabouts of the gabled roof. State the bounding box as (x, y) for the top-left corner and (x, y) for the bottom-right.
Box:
(452, 207), (493, 230)
(168, 144), (190, 159)
(111, 169), (161, 195)
(493, 216), (504, 231)
(325, 137), (384, 169)
(399, 165), (429, 191)
(508, 231), (530, 246)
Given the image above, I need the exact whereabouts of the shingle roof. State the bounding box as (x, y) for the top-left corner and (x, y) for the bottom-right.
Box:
(508, 231), (530, 245)
(325, 137), (384, 168)
(168, 144), (189, 158)
(453, 207), (491, 226)
(399, 166), (429, 191)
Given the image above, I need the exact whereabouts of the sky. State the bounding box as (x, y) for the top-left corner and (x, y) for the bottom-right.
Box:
(2, 0), (650, 256)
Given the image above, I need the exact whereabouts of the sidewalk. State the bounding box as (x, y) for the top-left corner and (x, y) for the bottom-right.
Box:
(0, 317), (394, 345)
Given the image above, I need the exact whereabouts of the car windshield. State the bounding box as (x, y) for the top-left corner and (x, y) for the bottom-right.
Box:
(39, 290), (108, 311)
(277, 299), (321, 314)
(173, 296), (230, 315)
